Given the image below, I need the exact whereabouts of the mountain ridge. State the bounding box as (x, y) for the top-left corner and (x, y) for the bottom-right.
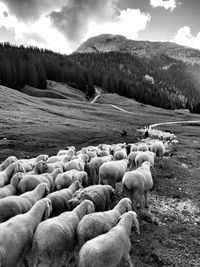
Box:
(76, 34), (200, 64)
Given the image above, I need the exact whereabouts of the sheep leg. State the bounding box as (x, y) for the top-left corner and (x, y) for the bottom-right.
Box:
(144, 191), (148, 208)
(125, 253), (134, 267)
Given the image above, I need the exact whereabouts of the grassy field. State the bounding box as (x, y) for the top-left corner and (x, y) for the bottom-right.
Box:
(0, 83), (200, 266)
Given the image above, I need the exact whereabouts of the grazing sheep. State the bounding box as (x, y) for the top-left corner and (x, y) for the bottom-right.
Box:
(31, 200), (95, 267)
(137, 144), (148, 152)
(77, 198), (132, 247)
(55, 169), (88, 190)
(0, 162), (24, 188)
(78, 210), (139, 267)
(17, 168), (62, 193)
(46, 181), (83, 217)
(122, 161), (153, 210)
(99, 159), (128, 188)
(85, 155), (113, 185)
(150, 141), (165, 167)
(0, 182), (49, 223)
(68, 185), (115, 212)
(64, 156), (86, 172)
(0, 198), (52, 267)
(127, 151), (141, 171)
(114, 148), (127, 160)
(135, 151), (155, 168)
(0, 156), (17, 171)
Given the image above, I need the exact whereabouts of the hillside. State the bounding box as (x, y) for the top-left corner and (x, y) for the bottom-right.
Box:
(76, 34), (200, 64)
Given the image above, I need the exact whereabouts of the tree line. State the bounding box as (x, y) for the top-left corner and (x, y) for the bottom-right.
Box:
(0, 42), (200, 113)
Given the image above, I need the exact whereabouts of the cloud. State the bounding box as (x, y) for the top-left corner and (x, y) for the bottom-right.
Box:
(0, 0), (67, 22)
(86, 8), (151, 41)
(150, 0), (177, 11)
(173, 26), (200, 50)
(50, 0), (150, 49)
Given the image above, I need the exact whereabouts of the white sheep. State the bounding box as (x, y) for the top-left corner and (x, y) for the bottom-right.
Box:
(122, 161), (153, 210)
(127, 151), (141, 171)
(64, 155), (87, 172)
(150, 141), (165, 167)
(78, 210), (139, 267)
(46, 180), (83, 217)
(17, 168), (62, 193)
(34, 160), (64, 174)
(135, 151), (155, 168)
(0, 162), (24, 188)
(0, 182), (49, 223)
(77, 197), (132, 247)
(0, 156), (17, 171)
(68, 185), (115, 212)
(114, 148), (127, 160)
(55, 169), (88, 190)
(31, 200), (95, 267)
(0, 198), (52, 267)
(137, 143), (148, 152)
(85, 155), (113, 185)
(99, 159), (128, 188)
(0, 172), (21, 199)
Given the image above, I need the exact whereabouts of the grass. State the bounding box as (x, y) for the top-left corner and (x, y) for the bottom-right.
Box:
(1, 82), (200, 266)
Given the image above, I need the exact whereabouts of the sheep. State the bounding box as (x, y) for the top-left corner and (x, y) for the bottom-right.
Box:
(127, 151), (141, 171)
(0, 162), (24, 188)
(78, 210), (139, 267)
(17, 154), (49, 166)
(137, 144), (148, 152)
(0, 172), (22, 199)
(46, 181), (83, 217)
(130, 144), (138, 152)
(99, 159), (128, 188)
(68, 185), (115, 212)
(77, 197), (132, 247)
(0, 156), (17, 171)
(114, 148), (127, 160)
(0, 198), (52, 267)
(55, 169), (88, 190)
(34, 160), (64, 174)
(64, 156), (86, 172)
(31, 200), (95, 267)
(122, 161), (153, 210)
(135, 151), (155, 168)
(98, 150), (110, 157)
(85, 155), (113, 185)
(57, 146), (76, 157)
(150, 141), (165, 167)
(17, 168), (63, 193)
(0, 182), (49, 223)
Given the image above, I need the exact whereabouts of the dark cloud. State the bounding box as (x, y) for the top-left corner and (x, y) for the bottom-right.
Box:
(49, 0), (119, 44)
(0, 0), (67, 22)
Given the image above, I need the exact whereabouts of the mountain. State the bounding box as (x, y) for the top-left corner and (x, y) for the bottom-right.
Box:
(76, 34), (200, 64)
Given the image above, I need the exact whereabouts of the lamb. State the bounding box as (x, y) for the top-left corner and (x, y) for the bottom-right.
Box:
(46, 181), (83, 217)
(0, 182), (49, 223)
(0, 198), (52, 267)
(99, 159), (128, 188)
(0, 162), (24, 188)
(150, 141), (165, 167)
(114, 148), (127, 160)
(31, 200), (95, 267)
(85, 155), (113, 185)
(0, 156), (17, 171)
(135, 151), (155, 168)
(77, 197), (132, 247)
(122, 161), (153, 210)
(55, 169), (88, 190)
(78, 210), (139, 267)
(17, 168), (63, 193)
(68, 185), (115, 211)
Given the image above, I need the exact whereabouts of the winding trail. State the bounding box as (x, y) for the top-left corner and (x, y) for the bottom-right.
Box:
(150, 120), (200, 129)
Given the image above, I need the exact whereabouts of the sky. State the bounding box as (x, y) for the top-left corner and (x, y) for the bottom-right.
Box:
(0, 0), (199, 54)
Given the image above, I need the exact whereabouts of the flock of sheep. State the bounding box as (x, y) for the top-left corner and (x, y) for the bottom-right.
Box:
(0, 136), (168, 267)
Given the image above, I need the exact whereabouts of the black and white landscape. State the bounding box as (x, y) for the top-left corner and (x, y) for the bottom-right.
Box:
(0, 1), (200, 266)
